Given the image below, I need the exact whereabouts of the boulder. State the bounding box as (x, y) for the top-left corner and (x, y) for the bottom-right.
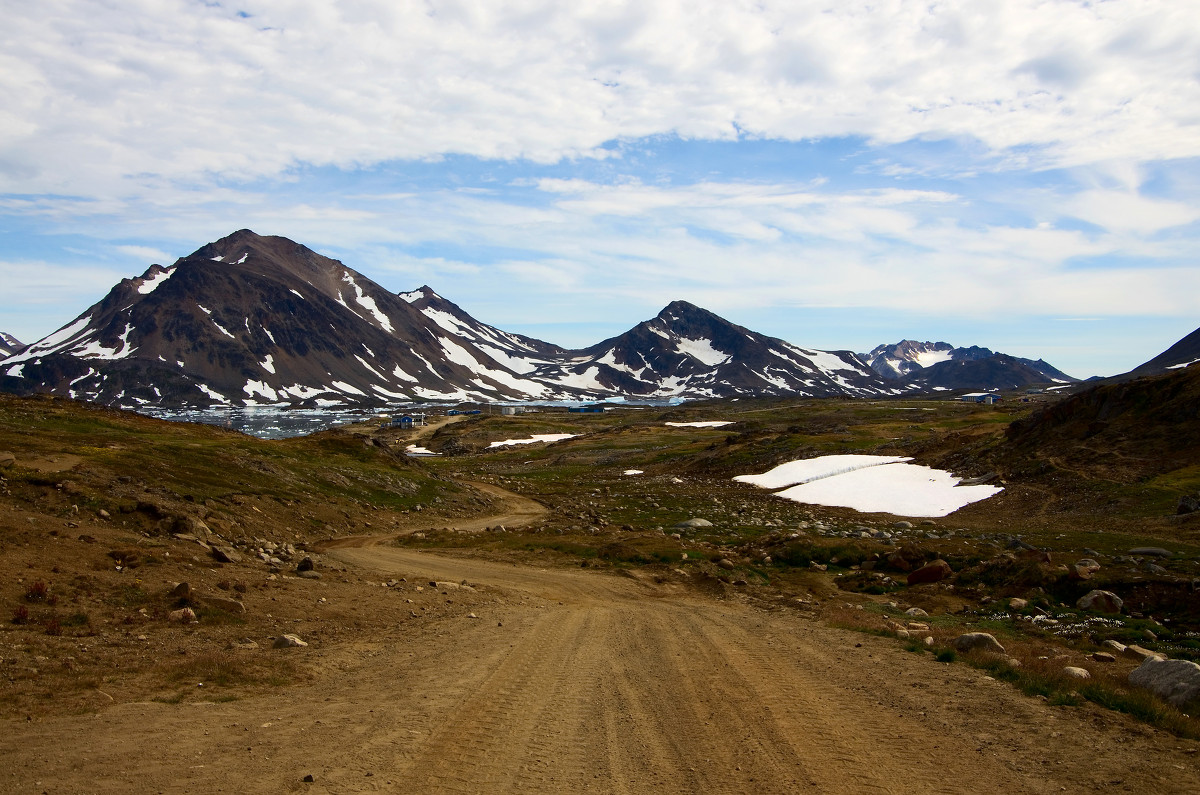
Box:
(170, 581), (193, 601)
(1076, 590), (1122, 614)
(1121, 644), (1164, 663)
(907, 559), (953, 586)
(717, 558), (736, 571)
(1062, 666), (1091, 680)
(168, 607), (197, 624)
(296, 556), (315, 572)
(904, 607), (929, 617)
(1128, 658), (1200, 711)
(1008, 598), (1028, 610)
(1177, 495), (1200, 515)
(675, 518), (714, 528)
(1090, 652), (1116, 663)
(952, 632), (1005, 655)
(1129, 547), (1172, 558)
(273, 634), (308, 649)
(297, 570), (322, 580)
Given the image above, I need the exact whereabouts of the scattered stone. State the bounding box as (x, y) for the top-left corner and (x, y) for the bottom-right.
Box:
(97, 509), (111, 520)
(904, 607), (929, 617)
(1063, 666), (1091, 680)
(168, 607), (197, 624)
(273, 634), (308, 649)
(809, 562), (827, 571)
(1075, 558), (1101, 573)
(907, 559), (953, 586)
(296, 557), (315, 572)
(170, 582), (193, 601)
(717, 558), (736, 571)
(302, 774), (314, 783)
(1076, 590), (1123, 614)
(1177, 495), (1200, 515)
(1128, 657), (1200, 711)
(1129, 547), (1172, 558)
(1102, 639), (1126, 653)
(1090, 652), (1116, 663)
(675, 518), (714, 528)
(297, 570), (322, 580)
(952, 632), (1005, 655)
(0, 451), (14, 468)
(893, 521), (913, 529)
(1008, 598), (1028, 610)
(896, 629), (911, 638)
(923, 635), (935, 647)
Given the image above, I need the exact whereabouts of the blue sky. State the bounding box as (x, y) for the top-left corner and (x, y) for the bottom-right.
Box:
(3, 1), (1200, 377)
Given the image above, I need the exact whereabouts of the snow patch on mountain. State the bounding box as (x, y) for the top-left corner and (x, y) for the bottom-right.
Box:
(137, 266), (175, 295)
(675, 337), (730, 366)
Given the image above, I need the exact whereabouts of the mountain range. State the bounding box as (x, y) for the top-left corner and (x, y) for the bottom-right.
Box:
(1, 229), (1183, 409)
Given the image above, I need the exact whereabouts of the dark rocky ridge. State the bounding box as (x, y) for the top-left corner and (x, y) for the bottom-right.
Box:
(2, 229), (1082, 408)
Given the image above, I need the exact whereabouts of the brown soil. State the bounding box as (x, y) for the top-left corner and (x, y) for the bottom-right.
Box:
(3, 523), (1199, 793)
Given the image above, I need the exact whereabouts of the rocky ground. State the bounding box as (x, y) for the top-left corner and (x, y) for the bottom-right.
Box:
(2, 393), (1199, 793)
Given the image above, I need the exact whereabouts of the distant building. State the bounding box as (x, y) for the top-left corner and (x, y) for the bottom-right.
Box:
(383, 413), (426, 429)
(959, 392), (1001, 404)
(569, 406), (605, 413)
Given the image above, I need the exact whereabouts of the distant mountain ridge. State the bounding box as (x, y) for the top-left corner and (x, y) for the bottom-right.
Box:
(864, 339), (1077, 390)
(1, 230), (1078, 408)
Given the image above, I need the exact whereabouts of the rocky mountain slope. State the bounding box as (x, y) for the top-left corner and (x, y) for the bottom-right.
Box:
(865, 340), (1076, 390)
(0, 230), (898, 407)
(0, 332), (23, 357)
(1129, 325), (1200, 376)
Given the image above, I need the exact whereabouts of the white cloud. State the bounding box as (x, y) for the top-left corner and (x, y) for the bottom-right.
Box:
(2, 1), (1199, 202)
(115, 245), (172, 264)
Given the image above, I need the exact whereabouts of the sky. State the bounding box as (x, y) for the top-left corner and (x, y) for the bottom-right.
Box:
(2, 1), (1199, 378)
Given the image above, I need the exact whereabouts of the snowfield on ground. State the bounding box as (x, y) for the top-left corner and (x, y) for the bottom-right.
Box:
(734, 455), (912, 489)
(665, 421), (733, 428)
(405, 444), (439, 456)
(735, 454), (1003, 517)
(488, 434), (578, 448)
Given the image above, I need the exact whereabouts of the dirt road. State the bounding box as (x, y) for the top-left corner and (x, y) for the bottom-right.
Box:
(5, 541), (1198, 794)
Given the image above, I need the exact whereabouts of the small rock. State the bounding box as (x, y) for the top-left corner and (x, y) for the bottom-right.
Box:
(170, 582), (193, 600)
(1076, 590), (1123, 614)
(1008, 598), (1028, 610)
(97, 509), (112, 520)
(1075, 558), (1101, 573)
(675, 518), (714, 528)
(904, 607), (929, 617)
(273, 634), (308, 649)
(923, 636), (935, 647)
(907, 559), (953, 586)
(211, 545), (242, 564)
(1062, 666), (1091, 680)
(168, 607), (197, 624)
(297, 570), (322, 580)
(202, 595), (246, 613)
(1101, 639), (1126, 653)
(952, 632), (1005, 655)
(1090, 652), (1116, 663)
(893, 521), (913, 530)
(0, 451), (15, 468)
(717, 558), (736, 571)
